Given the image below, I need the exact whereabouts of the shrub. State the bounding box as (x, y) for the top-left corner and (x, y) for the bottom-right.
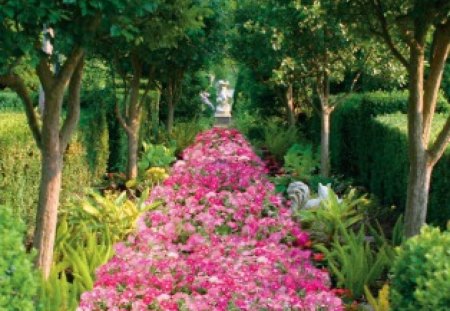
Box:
(0, 112), (103, 236)
(390, 226), (450, 310)
(0, 206), (37, 310)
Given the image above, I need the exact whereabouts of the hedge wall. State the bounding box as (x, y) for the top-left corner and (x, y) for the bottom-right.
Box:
(328, 92), (450, 227)
(0, 111), (106, 237)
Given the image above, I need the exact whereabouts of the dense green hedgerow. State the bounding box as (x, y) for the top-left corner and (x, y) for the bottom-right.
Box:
(0, 111), (104, 236)
(374, 114), (450, 226)
(0, 206), (37, 310)
(326, 91), (450, 226)
(390, 226), (450, 310)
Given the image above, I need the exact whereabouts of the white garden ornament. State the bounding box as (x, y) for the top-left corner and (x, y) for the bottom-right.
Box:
(287, 182), (342, 212)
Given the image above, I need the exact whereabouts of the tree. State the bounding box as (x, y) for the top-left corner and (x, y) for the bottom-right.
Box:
(339, 0), (450, 237)
(157, 2), (226, 134)
(104, 0), (210, 179)
(0, 0), (124, 278)
(232, 0), (301, 127)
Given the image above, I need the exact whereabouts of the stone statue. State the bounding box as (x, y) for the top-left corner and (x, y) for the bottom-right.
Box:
(287, 182), (342, 212)
(199, 79), (234, 127)
(287, 181), (310, 212)
(215, 80), (233, 117)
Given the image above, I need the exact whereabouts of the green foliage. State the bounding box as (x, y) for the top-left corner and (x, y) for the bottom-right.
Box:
(316, 225), (391, 300)
(324, 92), (450, 227)
(170, 118), (212, 156)
(38, 269), (79, 311)
(39, 225), (114, 311)
(262, 121), (299, 161)
(0, 206), (37, 311)
(0, 112), (104, 236)
(0, 91), (22, 110)
(390, 226), (450, 311)
(60, 190), (160, 245)
(79, 95), (110, 180)
(298, 188), (369, 243)
(138, 142), (176, 172)
(283, 143), (319, 181)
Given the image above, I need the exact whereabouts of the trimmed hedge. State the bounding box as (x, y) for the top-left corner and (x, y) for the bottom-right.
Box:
(0, 206), (37, 310)
(328, 92), (450, 226)
(0, 111), (104, 236)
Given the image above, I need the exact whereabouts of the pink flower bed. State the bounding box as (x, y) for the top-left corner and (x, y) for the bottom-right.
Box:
(78, 128), (342, 311)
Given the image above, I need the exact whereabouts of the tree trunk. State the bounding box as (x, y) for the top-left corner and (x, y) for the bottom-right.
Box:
(286, 84), (296, 127)
(321, 108), (331, 177)
(33, 93), (63, 279)
(125, 74), (141, 180)
(404, 153), (433, 237)
(33, 52), (84, 279)
(33, 144), (62, 279)
(404, 43), (428, 238)
(126, 129), (138, 180)
(167, 100), (174, 134)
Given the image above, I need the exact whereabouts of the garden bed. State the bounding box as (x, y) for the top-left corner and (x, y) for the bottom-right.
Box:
(78, 128), (342, 310)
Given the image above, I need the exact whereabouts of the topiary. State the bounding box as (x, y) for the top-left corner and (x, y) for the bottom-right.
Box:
(390, 225), (450, 310)
(0, 206), (37, 310)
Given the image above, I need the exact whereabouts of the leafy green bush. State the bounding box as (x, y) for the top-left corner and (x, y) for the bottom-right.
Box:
(170, 118), (212, 156)
(323, 91), (450, 227)
(390, 226), (450, 310)
(0, 206), (37, 310)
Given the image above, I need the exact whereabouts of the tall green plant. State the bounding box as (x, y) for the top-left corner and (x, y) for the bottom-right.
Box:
(316, 225), (391, 299)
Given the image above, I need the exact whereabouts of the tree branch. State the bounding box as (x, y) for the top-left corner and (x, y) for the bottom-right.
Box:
(59, 56), (84, 153)
(36, 57), (55, 93)
(422, 21), (450, 144)
(111, 64), (132, 135)
(428, 116), (450, 166)
(0, 74), (42, 149)
(372, 0), (409, 68)
(55, 46), (84, 91)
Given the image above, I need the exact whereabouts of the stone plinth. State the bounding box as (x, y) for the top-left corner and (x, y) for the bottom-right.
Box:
(214, 113), (232, 127)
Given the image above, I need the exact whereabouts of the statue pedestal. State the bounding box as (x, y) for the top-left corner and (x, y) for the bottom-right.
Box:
(214, 112), (232, 127)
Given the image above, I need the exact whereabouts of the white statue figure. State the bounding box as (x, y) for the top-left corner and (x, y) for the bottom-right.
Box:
(200, 91), (215, 111)
(287, 181), (310, 212)
(215, 80), (234, 117)
(288, 182), (342, 211)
